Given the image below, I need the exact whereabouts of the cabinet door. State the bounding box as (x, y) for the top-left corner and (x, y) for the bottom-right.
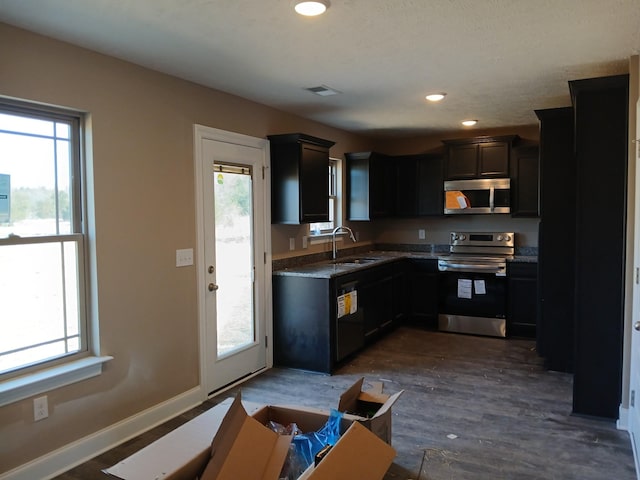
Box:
(369, 154), (395, 218)
(392, 260), (409, 322)
(395, 156), (418, 216)
(447, 144), (478, 179)
(408, 259), (439, 328)
(299, 143), (330, 223)
(478, 142), (510, 177)
(417, 154), (444, 216)
(507, 263), (538, 338)
(346, 152), (394, 220)
(269, 133), (334, 225)
(360, 268), (394, 340)
(511, 146), (539, 217)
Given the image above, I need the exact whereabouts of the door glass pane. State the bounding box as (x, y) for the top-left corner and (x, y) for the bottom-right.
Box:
(213, 166), (254, 357)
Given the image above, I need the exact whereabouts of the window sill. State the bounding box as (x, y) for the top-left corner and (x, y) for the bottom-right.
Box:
(0, 355), (113, 407)
(308, 232), (346, 246)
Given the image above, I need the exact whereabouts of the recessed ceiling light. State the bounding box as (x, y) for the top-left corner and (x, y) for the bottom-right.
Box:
(294, 1), (330, 16)
(462, 119), (478, 126)
(425, 93), (446, 102)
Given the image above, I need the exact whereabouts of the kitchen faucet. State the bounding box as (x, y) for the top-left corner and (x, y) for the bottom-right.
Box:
(332, 225), (356, 260)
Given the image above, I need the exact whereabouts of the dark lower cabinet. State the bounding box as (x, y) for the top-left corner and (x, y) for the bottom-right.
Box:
(273, 263), (404, 374)
(507, 262), (537, 338)
(407, 259), (439, 329)
(273, 275), (334, 373)
(359, 265), (395, 341)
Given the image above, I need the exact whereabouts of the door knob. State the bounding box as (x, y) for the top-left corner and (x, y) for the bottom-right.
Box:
(208, 283), (219, 292)
(635, 321), (640, 332)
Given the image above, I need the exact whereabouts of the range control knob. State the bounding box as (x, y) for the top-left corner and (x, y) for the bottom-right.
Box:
(504, 234), (511, 242)
(459, 234), (466, 241)
(497, 235), (503, 241)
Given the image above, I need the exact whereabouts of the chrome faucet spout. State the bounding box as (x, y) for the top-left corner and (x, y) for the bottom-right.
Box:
(331, 225), (357, 260)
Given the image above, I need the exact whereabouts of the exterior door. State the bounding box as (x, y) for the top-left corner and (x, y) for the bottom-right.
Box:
(629, 99), (640, 471)
(194, 125), (270, 396)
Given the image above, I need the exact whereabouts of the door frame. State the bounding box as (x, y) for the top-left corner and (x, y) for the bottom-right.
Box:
(193, 124), (272, 400)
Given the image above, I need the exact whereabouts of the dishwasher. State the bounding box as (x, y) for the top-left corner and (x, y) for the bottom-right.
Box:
(334, 279), (365, 362)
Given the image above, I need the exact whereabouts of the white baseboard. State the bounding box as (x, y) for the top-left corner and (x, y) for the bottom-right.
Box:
(619, 404), (630, 431)
(0, 386), (204, 480)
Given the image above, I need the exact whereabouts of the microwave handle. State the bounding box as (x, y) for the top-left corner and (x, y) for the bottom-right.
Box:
(489, 186), (494, 212)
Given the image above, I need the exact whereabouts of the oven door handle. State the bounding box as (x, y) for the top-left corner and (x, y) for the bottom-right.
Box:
(438, 262), (506, 274)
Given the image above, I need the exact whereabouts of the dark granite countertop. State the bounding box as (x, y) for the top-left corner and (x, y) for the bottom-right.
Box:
(273, 250), (537, 278)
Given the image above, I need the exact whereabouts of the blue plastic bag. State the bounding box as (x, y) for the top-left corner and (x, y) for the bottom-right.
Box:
(290, 409), (343, 472)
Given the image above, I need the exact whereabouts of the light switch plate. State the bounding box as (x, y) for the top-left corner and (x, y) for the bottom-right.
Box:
(418, 229), (426, 240)
(176, 248), (194, 267)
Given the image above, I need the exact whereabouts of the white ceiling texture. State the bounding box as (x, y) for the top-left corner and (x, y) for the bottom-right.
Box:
(0, 0), (639, 136)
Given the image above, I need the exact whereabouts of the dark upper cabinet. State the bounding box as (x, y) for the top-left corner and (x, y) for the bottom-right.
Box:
(345, 151), (395, 220)
(268, 133), (335, 224)
(511, 146), (539, 217)
(443, 135), (519, 180)
(395, 154), (444, 217)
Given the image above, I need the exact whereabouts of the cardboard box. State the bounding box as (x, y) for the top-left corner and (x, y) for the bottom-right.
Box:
(105, 394), (395, 480)
(338, 377), (404, 444)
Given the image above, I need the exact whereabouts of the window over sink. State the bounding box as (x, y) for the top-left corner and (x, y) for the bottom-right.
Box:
(309, 157), (341, 236)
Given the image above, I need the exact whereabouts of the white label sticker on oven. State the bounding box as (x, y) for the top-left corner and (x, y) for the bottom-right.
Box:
(457, 279), (473, 299)
(474, 279), (486, 295)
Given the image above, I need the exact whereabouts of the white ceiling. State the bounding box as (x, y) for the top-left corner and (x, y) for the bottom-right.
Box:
(1, 0), (639, 137)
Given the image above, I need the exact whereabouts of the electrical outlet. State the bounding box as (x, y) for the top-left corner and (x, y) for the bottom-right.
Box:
(34, 395), (48, 421)
(302, 236), (308, 249)
(289, 238), (295, 251)
(418, 229), (426, 240)
(176, 248), (194, 267)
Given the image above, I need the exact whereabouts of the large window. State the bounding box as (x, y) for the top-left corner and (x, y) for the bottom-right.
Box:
(0, 101), (87, 378)
(309, 157), (340, 235)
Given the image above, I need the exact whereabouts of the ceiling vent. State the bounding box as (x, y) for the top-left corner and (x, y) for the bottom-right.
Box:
(305, 85), (341, 96)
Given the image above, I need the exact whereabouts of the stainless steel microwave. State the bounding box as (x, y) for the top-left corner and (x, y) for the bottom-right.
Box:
(444, 178), (510, 215)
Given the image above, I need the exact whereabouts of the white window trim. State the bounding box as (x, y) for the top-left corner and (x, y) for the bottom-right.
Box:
(0, 355), (112, 407)
(0, 99), (107, 407)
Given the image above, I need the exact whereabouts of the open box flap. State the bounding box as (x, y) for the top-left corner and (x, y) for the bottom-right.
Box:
(297, 421), (395, 480)
(201, 394), (292, 480)
(369, 389), (404, 420)
(103, 398), (236, 480)
(337, 377), (365, 412)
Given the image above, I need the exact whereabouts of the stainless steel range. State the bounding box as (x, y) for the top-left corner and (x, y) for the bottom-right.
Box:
(437, 232), (515, 337)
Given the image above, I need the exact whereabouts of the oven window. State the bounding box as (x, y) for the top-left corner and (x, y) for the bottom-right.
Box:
(438, 272), (507, 318)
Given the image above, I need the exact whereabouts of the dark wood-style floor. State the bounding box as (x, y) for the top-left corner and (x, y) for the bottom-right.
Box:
(56, 327), (636, 479)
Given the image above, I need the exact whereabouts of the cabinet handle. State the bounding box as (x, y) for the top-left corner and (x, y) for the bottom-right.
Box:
(208, 283), (219, 292)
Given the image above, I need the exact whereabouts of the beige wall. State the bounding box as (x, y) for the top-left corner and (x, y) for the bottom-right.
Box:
(0, 22), (541, 473)
(0, 23), (373, 473)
